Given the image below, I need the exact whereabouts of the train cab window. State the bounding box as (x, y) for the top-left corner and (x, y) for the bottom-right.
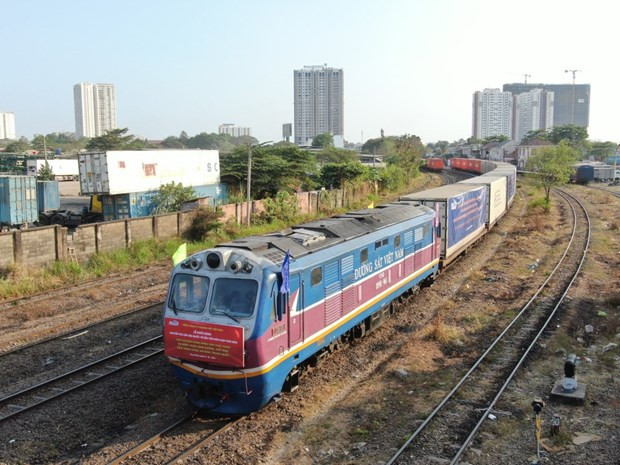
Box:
(311, 267), (322, 287)
(361, 248), (369, 263)
(375, 240), (381, 250)
(169, 274), (210, 313)
(209, 278), (258, 318)
(394, 235), (401, 248)
(382, 238), (388, 246)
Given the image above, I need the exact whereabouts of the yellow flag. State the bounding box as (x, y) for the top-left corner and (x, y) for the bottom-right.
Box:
(367, 202), (374, 209)
(172, 243), (187, 266)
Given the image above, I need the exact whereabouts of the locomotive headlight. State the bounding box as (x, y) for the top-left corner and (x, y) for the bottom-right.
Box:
(206, 253), (221, 268)
(230, 260), (243, 273)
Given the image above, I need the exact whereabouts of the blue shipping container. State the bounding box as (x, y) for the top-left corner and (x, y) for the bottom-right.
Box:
(101, 183), (228, 220)
(0, 176), (38, 226)
(36, 180), (60, 212)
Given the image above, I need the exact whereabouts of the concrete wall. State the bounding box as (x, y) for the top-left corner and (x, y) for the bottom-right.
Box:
(0, 184), (369, 270)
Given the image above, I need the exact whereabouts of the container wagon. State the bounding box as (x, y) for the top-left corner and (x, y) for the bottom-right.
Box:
(426, 158), (444, 171)
(458, 176), (507, 227)
(0, 176), (38, 227)
(399, 184), (487, 267)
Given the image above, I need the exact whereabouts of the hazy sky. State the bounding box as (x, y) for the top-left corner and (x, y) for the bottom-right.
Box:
(2, 0), (618, 143)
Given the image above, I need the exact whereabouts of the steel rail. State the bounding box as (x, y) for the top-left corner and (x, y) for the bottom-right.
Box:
(0, 300), (164, 358)
(0, 263), (168, 310)
(386, 188), (589, 465)
(448, 189), (590, 464)
(164, 417), (243, 465)
(587, 184), (620, 200)
(106, 414), (195, 465)
(0, 336), (164, 423)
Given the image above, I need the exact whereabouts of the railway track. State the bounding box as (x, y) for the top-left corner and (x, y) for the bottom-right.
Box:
(0, 336), (164, 424)
(0, 300), (164, 358)
(385, 188), (590, 465)
(107, 415), (242, 465)
(587, 184), (620, 200)
(0, 263), (169, 311)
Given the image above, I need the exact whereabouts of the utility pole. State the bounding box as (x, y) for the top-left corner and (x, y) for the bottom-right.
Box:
(524, 73), (531, 84)
(43, 135), (47, 163)
(246, 141), (273, 226)
(565, 69), (581, 125)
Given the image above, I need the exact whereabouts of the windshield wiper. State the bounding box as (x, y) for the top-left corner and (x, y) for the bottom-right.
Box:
(212, 311), (240, 324)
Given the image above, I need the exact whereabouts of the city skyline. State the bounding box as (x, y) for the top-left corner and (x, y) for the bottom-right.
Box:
(1, 0), (618, 144)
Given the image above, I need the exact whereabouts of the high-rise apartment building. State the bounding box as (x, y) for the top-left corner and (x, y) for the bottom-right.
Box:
(74, 83), (117, 138)
(503, 83), (590, 128)
(294, 65), (343, 146)
(512, 88), (554, 143)
(472, 89), (513, 140)
(218, 124), (252, 137)
(0, 112), (16, 140)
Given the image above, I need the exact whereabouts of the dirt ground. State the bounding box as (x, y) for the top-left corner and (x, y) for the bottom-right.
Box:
(0, 181), (617, 465)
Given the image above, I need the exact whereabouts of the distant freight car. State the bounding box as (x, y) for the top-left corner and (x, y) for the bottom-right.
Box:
(79, 150), (220, 195)
(593, 165), (615, 182)
(400, 184), (487, 266)
(0, 176), (38, 227)
(426, 158), (444, 171)
(26, 159), (79, 181)
(573, 165), (594, 185)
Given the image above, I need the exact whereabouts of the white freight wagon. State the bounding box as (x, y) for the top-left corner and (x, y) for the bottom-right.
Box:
(458, 176), (507, 226)
(26, 159), (79, 181)
(78, 150), (220, 195)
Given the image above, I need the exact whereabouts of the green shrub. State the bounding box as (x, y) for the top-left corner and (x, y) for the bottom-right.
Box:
(528, 196), (551, 212)
(184, 207), (224, 241)
(257, 191), (299, 224)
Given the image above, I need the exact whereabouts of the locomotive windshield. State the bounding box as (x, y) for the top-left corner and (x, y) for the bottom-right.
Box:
(169, 274), (210, 313)
(209, 278), (258, 318)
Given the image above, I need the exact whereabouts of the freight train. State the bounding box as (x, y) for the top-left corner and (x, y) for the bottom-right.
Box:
(163, 160), (517, 415)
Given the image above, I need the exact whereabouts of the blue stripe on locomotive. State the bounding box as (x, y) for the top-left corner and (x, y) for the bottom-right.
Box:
(173, 207), (438, 414)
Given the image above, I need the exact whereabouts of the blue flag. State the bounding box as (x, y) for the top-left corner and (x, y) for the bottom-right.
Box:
(280, 250), (290, 294)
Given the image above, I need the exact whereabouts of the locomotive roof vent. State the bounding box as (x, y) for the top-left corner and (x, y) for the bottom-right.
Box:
(289, 228), (326, 247)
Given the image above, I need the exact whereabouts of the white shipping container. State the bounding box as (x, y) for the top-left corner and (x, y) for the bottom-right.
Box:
(26, 159), (79, 179)
(79, 150), (220, 195)
(459, 176), (507, 226)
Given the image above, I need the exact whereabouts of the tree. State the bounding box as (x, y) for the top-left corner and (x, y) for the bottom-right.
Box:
(152, 182), (196, 214)
(320, 161), (366, 189)
(526, 141), (579, 202)
(548, 125), (588, 148)
(162, 136), (184, 148)
(588, 141), (616, 161)
(86, 128), (136, 151)
(37, 162), (55, 181)
(434, 140), (449, 156)
(316, 147), (358, 165)
(521, 129), (549, 144)
(481, 135), (509, 144)
(221, 145), (317, 198)
(311, 133), (334, 148)
(4, 139), (30, 154)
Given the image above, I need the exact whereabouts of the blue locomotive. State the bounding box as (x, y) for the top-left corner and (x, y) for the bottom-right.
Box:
(163, 161), (515, 414)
